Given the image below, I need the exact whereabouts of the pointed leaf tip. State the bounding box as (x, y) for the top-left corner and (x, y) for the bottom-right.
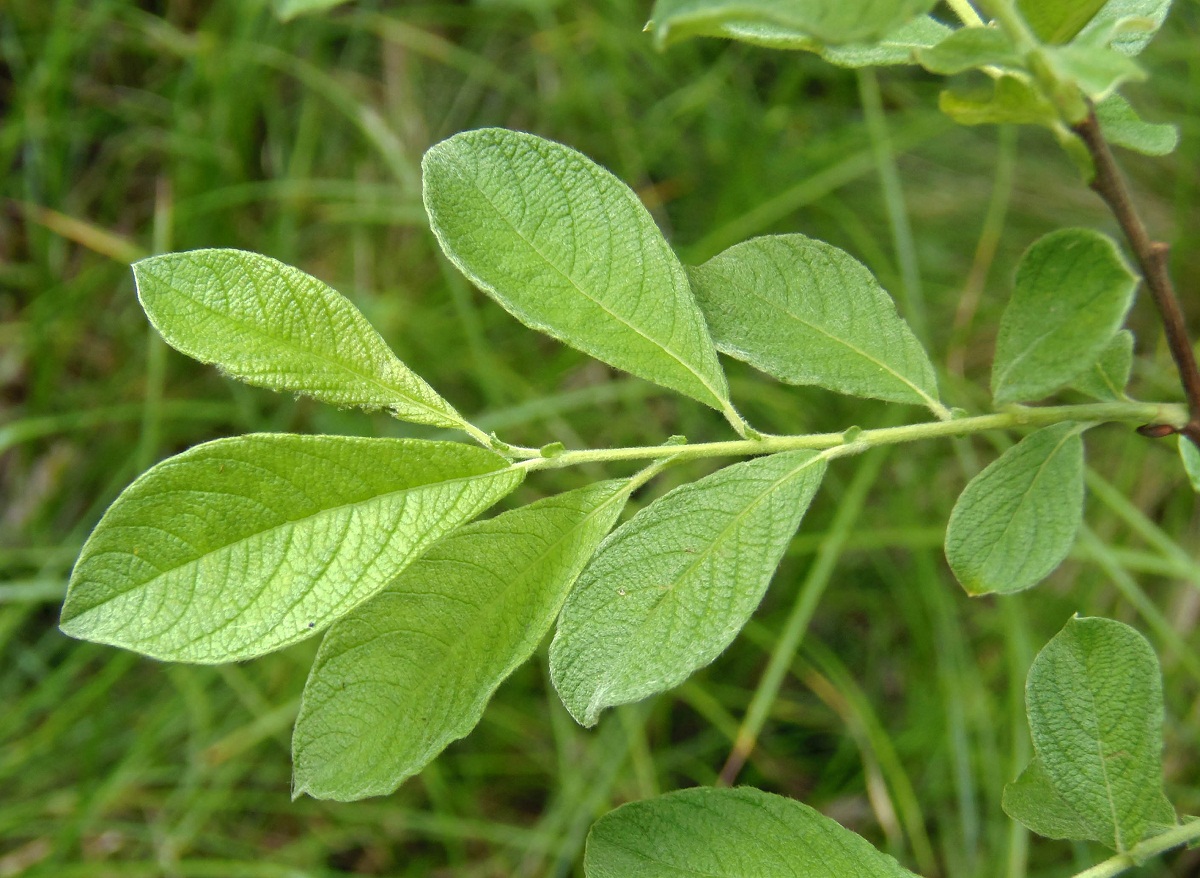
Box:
(133, 249), (466, 430)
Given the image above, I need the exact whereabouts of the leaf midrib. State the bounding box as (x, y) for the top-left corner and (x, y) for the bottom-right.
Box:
(386, 485), (631, 773)
(712, 262), (938, 410)
(443, 146), (728, 409)
(583, 453), (822, 721)
(69, 463), (518, 619)
(969, 427), (1078, 589)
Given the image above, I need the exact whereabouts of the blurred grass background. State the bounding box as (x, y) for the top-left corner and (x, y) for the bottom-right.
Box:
(2, 1), (1199, 875)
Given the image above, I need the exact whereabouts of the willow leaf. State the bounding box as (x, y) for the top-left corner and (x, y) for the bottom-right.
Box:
(293, 480), (631, 800)
(1004, 616), (1176, 851)
(550, 450), (825, 726)
(945, 423), (1085, 596)
(647, 0), (939, 47)
(690, 234), (942, 413)
(423, 129), (741, 430)
(61, 436), (522, 663)
(585, 787), (920, 878)
(134, 249), (468, 431)
(992, 229), (1136, 405)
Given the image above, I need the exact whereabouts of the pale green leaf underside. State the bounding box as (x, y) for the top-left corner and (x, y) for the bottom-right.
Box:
(61, 435), (522, 663)
(917, 26), (1024, 75)
(689, 235), (942, 412)
(1179, 437), (1200, 492)
(1046, 44), (1145, 101)
(584, 786), (920, 878)
(647, 0), (939, 48)
(945, 423), (1084, 596)
(992, 228), (1136, 405)
(1096, 93), (1179, 156)
(422, 128), (734, 421)
(938, 75), (1059, 128)
(550, 449), (826, 726)
(134, 249), (466, 431)
(818, 15), (951, 66)
(657, 14), (950, 67)
(1010, 616), (1176, 851)
(292, 480), (631, 801)
(1077, 0), (1173, 55)
(1069, 329), (1133, 400)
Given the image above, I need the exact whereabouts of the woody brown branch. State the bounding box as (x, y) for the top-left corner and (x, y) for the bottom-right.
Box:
(1072, 109), (1200, 448)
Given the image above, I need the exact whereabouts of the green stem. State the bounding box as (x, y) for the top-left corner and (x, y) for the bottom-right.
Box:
(945, 0), (986, 26)
(1071, 820), (1200, 878)
(973, 0), (1040, 51)
(512, 401), (1185, 472)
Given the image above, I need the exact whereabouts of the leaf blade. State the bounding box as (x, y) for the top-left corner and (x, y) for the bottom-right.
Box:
(992, 229), (1137, 405)
(1096, 93), (1179, 156)
(585, 786), (920, 878)
(292, 480), (630, 800)
(647, 0), (939, 47)
(1007, 616), (1177, 851)
(1077, 0), (1173, 55)
(1018, 0), (1108, 43)
(1179, 436), (1200, 492)
(1069, 329), (1134, 400)
(944, 423), (1085, 595)
(422, 129), (737, 425)
(550, 450), (826, 726)
(61, 435), (523, 663)
(689, 234), (942, 413)
(134, 249), (467, 431)
(916, 26), (1024, 75)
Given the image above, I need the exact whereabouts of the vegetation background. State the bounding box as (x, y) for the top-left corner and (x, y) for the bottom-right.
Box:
(2, 1), (1199, 875)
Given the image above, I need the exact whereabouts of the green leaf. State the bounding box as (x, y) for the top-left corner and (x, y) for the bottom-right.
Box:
(649, 13), (950, 67)
(944, 423), (1085, 596)
(992, 229), (1136, 405)
(1096, 93), (1179, 156)
(1004, 616), (1176, 851)
(134, 249), (468, 432)
(292, 480), (630, 800)
(584, 786), (920, 878)
(689, 235), (943, 413)
(647, 0), (938, 47)
(272, 0), (353, 20)
(1018, 0), (1108, 43)
(60, 436), (522, 663)
(1069, 329), (1133, 400)
(1179, 437), (1200, 492)
(1045, 43), (1145, 101)
(1077, 0), (1173, 55)
(1004, 756), (1095, 841)
(550, 449), (826, 726)
(820, 15), (952, 66)
(939, 74), (1059, 128)
(916, 26), (1024, 75)
(422, 129), (741, 430)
